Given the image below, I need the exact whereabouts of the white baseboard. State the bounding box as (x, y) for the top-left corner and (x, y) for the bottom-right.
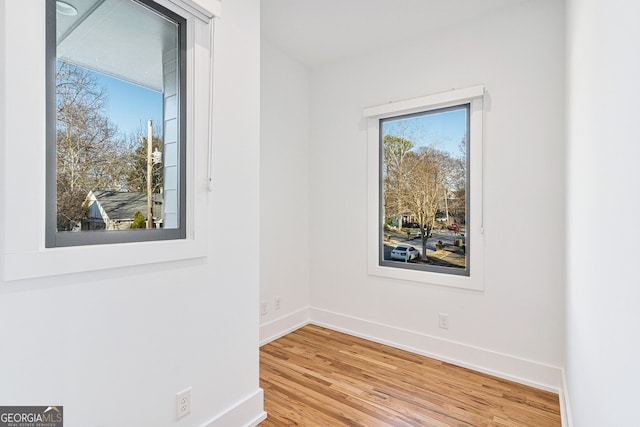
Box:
(560, 368), (573, 427)
(309, 307), (563, 393)
(203, 388), (267, 427)
(259, 307), (310, 346)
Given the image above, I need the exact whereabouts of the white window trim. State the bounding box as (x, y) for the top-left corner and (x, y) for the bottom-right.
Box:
(2, 0), (216, 281)
(364, 86), (485, 291)
(175, 0), (221, 20)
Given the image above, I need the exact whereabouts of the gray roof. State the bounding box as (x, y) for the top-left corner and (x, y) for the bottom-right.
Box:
(90, 190), (162, 221)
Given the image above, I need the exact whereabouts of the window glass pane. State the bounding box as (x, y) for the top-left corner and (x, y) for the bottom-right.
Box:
(48, 0), (185, 245)
(380, 105), (469, 276)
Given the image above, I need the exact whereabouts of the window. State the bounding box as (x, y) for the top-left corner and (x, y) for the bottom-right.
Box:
(365, 86), (485, 290)
(46, 0), (186, 247)
(3, 0), (217, 281)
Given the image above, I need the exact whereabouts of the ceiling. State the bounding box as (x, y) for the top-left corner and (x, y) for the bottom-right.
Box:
(57, 0), (534, 82)
(57, 0), (178, 91)
(261, 0), (532, 69)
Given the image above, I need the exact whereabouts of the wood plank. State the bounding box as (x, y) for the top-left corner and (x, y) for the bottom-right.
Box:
(260, 325), (560, 426)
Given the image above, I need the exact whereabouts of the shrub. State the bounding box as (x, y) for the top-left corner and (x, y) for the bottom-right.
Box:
(130, 210), (147, 229)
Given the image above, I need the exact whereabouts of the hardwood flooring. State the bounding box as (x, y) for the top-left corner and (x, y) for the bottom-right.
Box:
(259, 325), (560, 426)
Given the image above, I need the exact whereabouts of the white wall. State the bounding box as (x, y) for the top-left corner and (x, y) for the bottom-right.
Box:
(566, 0), (640, 425)
(259, 40), (311, 342)
(0, 1), (4, 282)
(308, 0), (565, 389)
(0, 0), (264, 426)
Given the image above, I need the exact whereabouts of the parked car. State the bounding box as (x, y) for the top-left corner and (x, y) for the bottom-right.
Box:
(390, 245), (420, 262)
(448, 223), (460, 231)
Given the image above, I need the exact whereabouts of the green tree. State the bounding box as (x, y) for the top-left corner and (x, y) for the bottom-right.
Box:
(124, 125), (164, 194)
(383, 135), (415, 230)
(130, 210), (147, 229)
(446, 137), (467, 222)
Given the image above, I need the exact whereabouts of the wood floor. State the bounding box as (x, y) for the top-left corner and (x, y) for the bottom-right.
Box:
(259, 325), (560, 426)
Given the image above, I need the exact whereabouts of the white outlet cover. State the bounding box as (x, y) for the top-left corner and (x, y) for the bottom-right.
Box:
(176, 387), (192, 419)
(438, 314), (449, 329)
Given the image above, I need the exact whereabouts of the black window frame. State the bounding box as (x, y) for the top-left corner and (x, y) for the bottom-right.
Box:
(45, 0), (187, 248)
(378, 103), (471, 277)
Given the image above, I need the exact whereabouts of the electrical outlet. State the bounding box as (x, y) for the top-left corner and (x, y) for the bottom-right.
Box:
(176, 387), (192, 419)
(438, 313), (449, 329)
(260, 301), (268, 316)
(274, 297), (281, 311)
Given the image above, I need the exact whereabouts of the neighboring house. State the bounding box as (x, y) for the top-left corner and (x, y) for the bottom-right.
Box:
(85, 190), (163, 230)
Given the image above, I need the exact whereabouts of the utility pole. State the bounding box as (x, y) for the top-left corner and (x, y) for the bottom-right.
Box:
(146, 119), (153, 229)
(444, 188), (449, 222)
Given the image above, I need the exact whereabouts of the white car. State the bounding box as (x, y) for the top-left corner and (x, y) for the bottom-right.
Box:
(390, 245), (420, 262)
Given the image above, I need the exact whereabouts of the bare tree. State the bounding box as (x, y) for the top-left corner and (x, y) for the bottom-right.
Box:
(404, 148), (450, 259)
(383, 132), (464, 260)
(55, 62), (127, 230)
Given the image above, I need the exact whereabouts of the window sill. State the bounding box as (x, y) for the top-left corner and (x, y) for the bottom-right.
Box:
(367, 255), (484, 291)
(3, 237), (207, 281)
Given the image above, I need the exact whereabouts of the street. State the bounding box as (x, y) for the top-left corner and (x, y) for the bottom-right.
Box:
(383, 228), (466, 269)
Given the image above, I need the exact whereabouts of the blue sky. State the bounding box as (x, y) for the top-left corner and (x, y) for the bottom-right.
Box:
(382, 106), (467, 157)
(94, 68), (467, 157)
(94, 71), (163, 140)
